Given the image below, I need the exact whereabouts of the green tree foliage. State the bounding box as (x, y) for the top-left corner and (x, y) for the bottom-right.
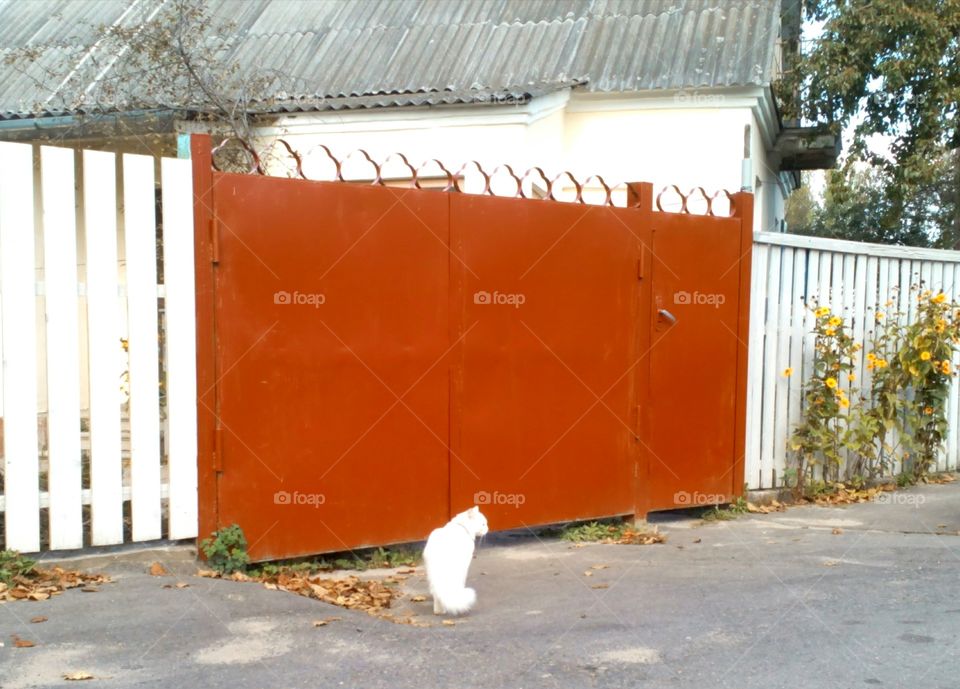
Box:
(780, 0), (960, 246)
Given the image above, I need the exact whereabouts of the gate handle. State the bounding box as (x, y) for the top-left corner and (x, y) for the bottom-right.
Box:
(657, 309), (678, 325)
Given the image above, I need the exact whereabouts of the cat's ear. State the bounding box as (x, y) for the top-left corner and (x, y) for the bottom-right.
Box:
(470, 506), (479, 515)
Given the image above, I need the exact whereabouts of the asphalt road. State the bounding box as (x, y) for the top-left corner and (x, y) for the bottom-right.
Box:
(2, 481), (959, 688)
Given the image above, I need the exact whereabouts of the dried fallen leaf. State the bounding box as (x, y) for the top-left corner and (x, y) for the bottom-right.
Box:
(148, 562), (169, 577)
(80, 587), (98, 593)
(823, 560), (839, 567)
(175, 582), (189, 589)
(441, 620), (456, 626)
(312, 616), (342, 627)
(410, 595), (427, 602)
(197, 569), (218, 578)
(692, 538), (702, 544)
(12, 635), (35, 648)
(832, 528), (843, 535)
(63, 671), (94, 681)
(590, 564), (609, 570)
(30, 616), (47, 624)
(583, 571), (594, 577)
(591, 584), (609, 589)
(398, 568), (416, 574)
(28, 592), (50, 601)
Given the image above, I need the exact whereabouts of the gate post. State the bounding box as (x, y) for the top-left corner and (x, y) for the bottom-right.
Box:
(190, 134), (219, 544)
(626, 182), (654, 523)
(729, 191), (754, 499)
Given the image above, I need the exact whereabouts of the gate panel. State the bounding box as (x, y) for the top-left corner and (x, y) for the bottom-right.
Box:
(207, 174), (450, 560)
(645, 213), (744, 511)
(450, 196), (644, 531)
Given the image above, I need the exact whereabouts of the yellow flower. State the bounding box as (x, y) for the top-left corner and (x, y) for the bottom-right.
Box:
(815, 306), (830, 318)
(885, 300), (894, 307)
(920, 351), (932, 361)
(867, 352), (876, 361)
(942, 361), (952, 375)
(824, 327), (836, 336)
(921, 290), (932, 299)
(910, 365), (919, 376)
(924, 406), (934, 415)
(876, 359), (888, 369)
(783, 367), (793, 378)
(932, 292), (947, 304)
(853, 343), (862, 352)
(828, 316), (842, 328)
(847, 374), (856, 382)
(867, 362), (875, 371)
(936, 319), (947, 333)
(875, 311), (884, 321)
(839, 397), (850, 409)
(825, 377), (837, 389)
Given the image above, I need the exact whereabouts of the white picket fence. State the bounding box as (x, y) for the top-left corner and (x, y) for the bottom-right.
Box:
(745, 231), (960, 489)
(0, 142), (197, 553)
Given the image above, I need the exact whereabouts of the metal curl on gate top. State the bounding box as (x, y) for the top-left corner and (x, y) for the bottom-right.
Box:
(211, 137), (265, 175)
(210, 138), (733, 212)
(655, 185), (735, 216)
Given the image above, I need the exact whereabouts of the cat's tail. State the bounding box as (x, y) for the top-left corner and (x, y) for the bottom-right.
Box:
(435, 585), (477, 615)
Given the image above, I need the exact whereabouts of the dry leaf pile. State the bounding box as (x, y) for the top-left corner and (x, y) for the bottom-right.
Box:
(923, 473), (956, 484)
(607, 528), (667, 545)
(746, 500), (788, 514)
(198, 569), (417, 618)
(1, 567), (111, 602)
(807, 483), (895, 506)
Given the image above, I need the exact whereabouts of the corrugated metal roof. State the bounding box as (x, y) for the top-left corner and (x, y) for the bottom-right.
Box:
(0, 0), (781, 119)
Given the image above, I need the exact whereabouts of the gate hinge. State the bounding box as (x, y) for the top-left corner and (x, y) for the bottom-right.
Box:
(213, 426), (224, 472)
(210, 217), (220, 265)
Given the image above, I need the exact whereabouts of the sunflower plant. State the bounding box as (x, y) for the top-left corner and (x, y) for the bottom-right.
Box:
(789, 305), (860, 494)
(896, 290), (960, 478)
(851, 297), (906, 479)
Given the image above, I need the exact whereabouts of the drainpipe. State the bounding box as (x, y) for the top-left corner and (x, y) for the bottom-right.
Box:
(741, 124), (753, 192)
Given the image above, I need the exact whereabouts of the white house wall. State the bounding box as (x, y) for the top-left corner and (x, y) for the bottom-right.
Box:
(252, 88), (786, 235)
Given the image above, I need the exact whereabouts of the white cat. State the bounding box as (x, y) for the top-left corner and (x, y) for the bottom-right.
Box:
(422, 506), (488, 615)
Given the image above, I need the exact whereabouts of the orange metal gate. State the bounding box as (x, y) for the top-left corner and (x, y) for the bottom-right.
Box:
(191, 137), (753, 561)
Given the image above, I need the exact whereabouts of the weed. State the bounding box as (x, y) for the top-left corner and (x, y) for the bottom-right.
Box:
(247, 546), (421, 578)
(0, 550), (36, 585)
(559, 519), (629, 543)
(200, 524), (250, 575)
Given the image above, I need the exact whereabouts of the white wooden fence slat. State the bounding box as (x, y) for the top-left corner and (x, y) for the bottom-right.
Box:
(41, 146), (84, 550)
(123, 154), (162, 542)
(862, 257), (880, 404)
(785, 249), (806, 478)
(744, 243), (769, 488)
(772, 247), (795, 487)
(84, 150), (125, 546)
(161, 158), (198, 540)
(0, 142), (41, 552)
(759, 246), (782, 488)
(852, 254), (868, 385)
(950, 264), (960, 471)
